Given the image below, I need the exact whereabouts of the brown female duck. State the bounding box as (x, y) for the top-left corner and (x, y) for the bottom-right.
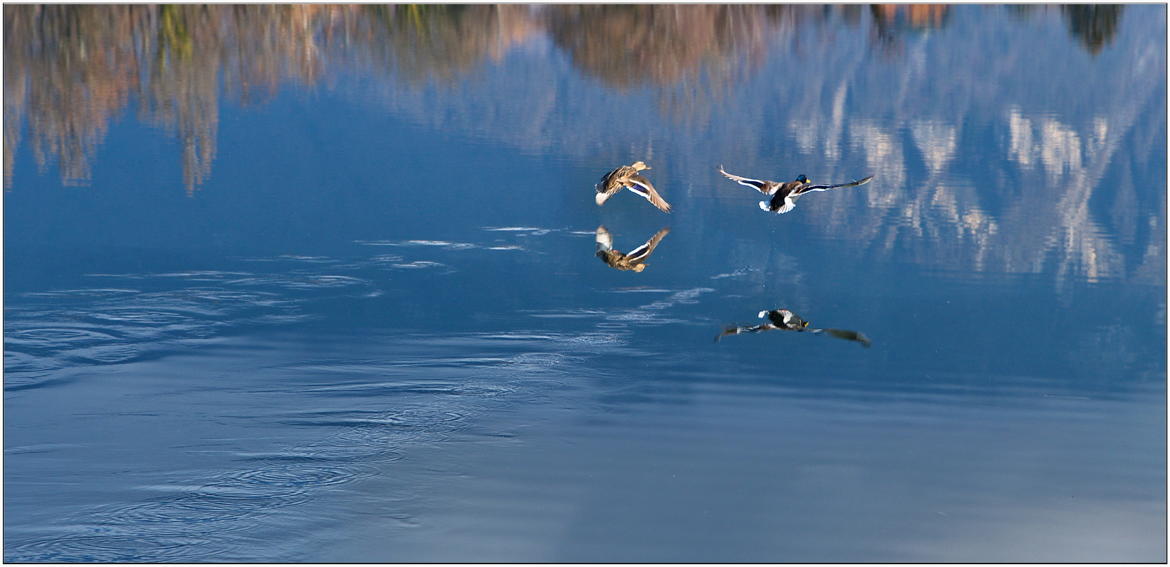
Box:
(595, 161), (672, 213)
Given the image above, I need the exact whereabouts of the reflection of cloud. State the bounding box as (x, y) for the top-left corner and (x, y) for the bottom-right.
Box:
(390, 261), (447, 270)
(354, 239), (477, 250)
(790, 83), (851, 162)
(848, 119), (906, 205)
(910, 120), (957, 174)
(1007, 107), (1085, 182)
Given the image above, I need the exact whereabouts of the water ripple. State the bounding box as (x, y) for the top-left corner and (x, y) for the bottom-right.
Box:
(6, 532), (216, 563)
(4, 267), (381, 391)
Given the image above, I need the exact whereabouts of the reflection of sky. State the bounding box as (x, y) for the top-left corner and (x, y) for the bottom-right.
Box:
(335, 6), (1164, 286)
(7, 5), (1162, 285)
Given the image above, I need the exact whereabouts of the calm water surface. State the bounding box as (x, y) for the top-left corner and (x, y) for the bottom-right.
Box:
(4, 5), (1166, 562)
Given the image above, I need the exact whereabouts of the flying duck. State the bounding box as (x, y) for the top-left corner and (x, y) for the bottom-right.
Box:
(595, 225), (670, 272)
(596, 161), (672, 213)
(719, 165), (873, 214)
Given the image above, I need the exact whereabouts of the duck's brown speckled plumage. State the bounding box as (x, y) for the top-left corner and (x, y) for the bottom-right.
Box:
(595, 161), (672, 213)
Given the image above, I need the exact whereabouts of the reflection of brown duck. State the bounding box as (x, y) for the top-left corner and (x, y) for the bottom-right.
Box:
(595, 161), (672, 213)
(719, 165), (873, 214)
(716, 308), (871, 347)
(595, 225), (670, 272)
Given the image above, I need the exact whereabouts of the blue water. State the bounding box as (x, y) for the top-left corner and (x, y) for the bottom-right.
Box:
(4, 5), (1166, 562)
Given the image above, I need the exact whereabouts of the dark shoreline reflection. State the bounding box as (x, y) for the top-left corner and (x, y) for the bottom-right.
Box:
(716, 307), (872, 347)
(595, 226), (670, 272)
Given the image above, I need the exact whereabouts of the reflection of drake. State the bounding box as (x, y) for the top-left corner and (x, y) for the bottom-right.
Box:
(596, 161), (672, 213)
(716, 308), (871, 347)
(719, 166), (872, 214)
(595, 225), (670, 272)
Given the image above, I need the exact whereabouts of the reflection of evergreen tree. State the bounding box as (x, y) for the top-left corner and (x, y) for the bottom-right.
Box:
(1062, 5), (1123, 55)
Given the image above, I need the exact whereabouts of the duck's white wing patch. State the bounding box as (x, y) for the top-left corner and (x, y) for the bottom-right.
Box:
(626, 183), (649, 198)
(625, 228), (670, 262)
(626, 242), (652, 261)
(626, 176), (672, 213)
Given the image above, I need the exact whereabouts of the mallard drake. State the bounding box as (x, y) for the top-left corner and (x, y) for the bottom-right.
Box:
(595, 225), (670, 272)
(596, 161), (672, 213)
(719, 165), (873, 214)
(716, 307), (871, 347)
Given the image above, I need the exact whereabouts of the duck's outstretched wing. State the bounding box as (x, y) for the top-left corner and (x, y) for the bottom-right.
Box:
(802, 175), (874, 193)
(624, 227), (670, 263)
(719, 165), (774, 194)
(626, 175), (673, 213)
(714, 323), (776, 342)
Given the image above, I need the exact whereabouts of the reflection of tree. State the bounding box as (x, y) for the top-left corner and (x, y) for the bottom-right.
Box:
(549, 5), (748, 87)
(3, 5), (550, 191)
(361, 5), (537, 85)
(1061, 5), (1123, 55)
(3, 4), (341, 192)
(544, 5), (819, 128)
(546, 5), (771, 90)
(4, 5), (143, 186)
(1007, 5), (1126, 55)
(869, 4), (950, 53)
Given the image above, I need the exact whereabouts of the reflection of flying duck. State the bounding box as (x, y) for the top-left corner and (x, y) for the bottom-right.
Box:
(716, 308), (871, 347)
(719, 165), (873, 214)
(595, 161), (672, 213)
(595, 225), (670, 272)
